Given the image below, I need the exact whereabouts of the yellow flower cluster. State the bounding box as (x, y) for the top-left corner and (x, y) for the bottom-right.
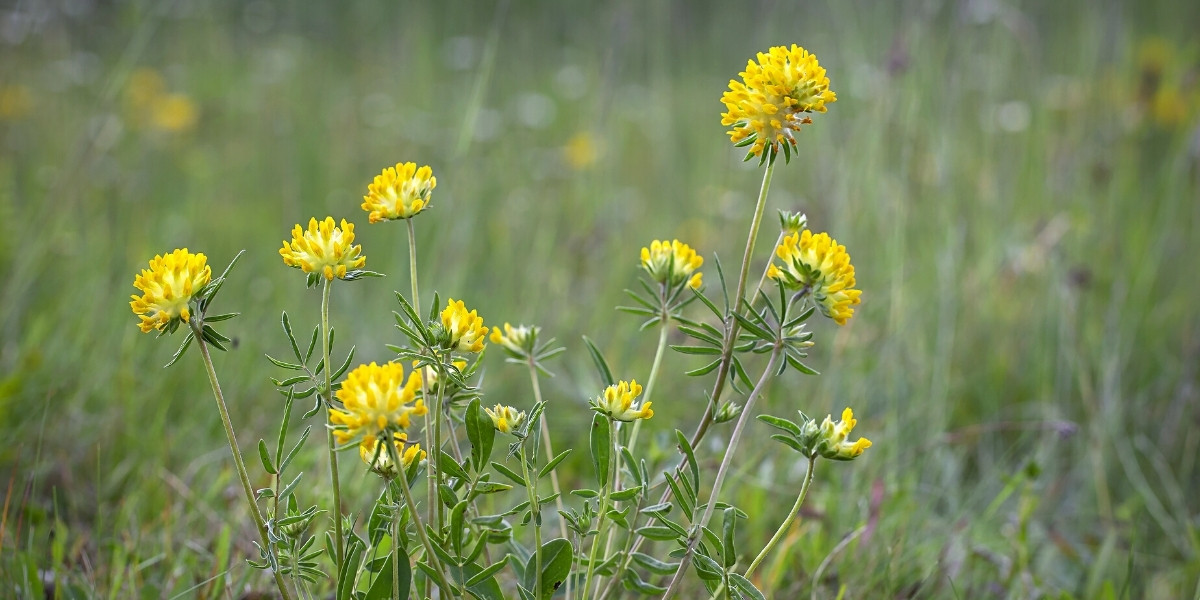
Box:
(640, 239), (703, 290)
(125, 68), (198, 133)
(130, 248), (212, 333)
(593, 380), (653, 422)
(720, 44), (836, 160)
(490, 322), (539, 357)
(362, 162), (437, 222)
(359, 432), (425, 479)
(767, 230), (861, 325)
(329, 362), (427, 445)
(413, 359), (468, 394)
(484, 404), (527, 434)
(816, 407), (872, 461)
(279, 217), (366, 281)
(441, 299), (488, 353)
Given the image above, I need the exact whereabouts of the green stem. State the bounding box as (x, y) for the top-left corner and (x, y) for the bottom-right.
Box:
(580, 418), (616, 600)
(661, 344), (783, 600)
(407, 218), (438, 530)
(432, 356), (450, 529)
(406, 218), (422, 319)
(391, 449), (453, 596)
(519, 448), (543, 600)
(320, 278), (346, 573)
(528, 360), (569, 541)
(625, 314), (669, 456)
(192, 323), (296, 600)
(751, 231), (787, 306)
(384, 446), (404, 600)
(743, 456), (816, 581)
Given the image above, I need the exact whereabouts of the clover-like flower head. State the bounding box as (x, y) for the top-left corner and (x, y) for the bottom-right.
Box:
(592, 380), (653, 422)
(329, 362), (427, 446)
(721, 44), (836, 162)
(484, 404), (527, 435)
(441, 299), (488, 353)
(362, 162), (436, 222)
(359, 432), (425, 479)
(279, 217), (366, 281)
(490, 322), (540, 358)
(767, 229), (861, 325)
(130, 248), (212, 333)
(641, 239), (703, 290)
(815, 407), (872, 461)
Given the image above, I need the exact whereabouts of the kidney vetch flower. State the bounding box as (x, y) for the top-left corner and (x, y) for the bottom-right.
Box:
(641, 239), (703, 290)
(441, 299), (488, 353)
(721, 44), (836, 162)
(130, 248), (212, 333)
(279, 217), (366, 281)
(329, 362), (426, 445)
(767, 229), (861, 325)
(484, 404), (527, 434)
(362, 162), (437, 222)
(592, 380), (653, 422)
(814, 407), (872, 461)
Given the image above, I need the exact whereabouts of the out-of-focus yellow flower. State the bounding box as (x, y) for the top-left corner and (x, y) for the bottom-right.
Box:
(563, 131), (600, 170)
(641, 239), (703, 289)
(151, 93), (198, 133)
(329, 362), (427, 446)
(126, 68), (167, 110)
(484, 404), (526, 434)
(362, 162), (436, 222)
(359, 432), (425, 479)
(815, 407), (872, 461)
(0, 85), (34, 120)
(721, 44), (836, 162)
(441, 299), (488, 353)
(130, 248), (212, 333)
(1151, 87), (1190, 128)
(490, 322), (539, 357)
(279, 217), (366, 281)
(592, 380), (653, 422)
(767, 230), (861, 325)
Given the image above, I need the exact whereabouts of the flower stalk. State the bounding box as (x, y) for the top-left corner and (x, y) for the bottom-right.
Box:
(744, 455), (816, 580)
(319, 278), (346, 572)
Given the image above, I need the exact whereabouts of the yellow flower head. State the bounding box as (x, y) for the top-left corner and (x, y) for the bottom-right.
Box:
(441, 299), (488, 353)
(362, 162), (436, 222)
(641, 239), (704, 289)
(816, 407), (872, 461)
(767, 230), (861, 325)
(721, 44), (836, 162)
(279, 217), (366, 281)
(130, 248), (212, 333)
(490, 322), (540, 357)
(359, 432), (425, 479)
(593, 380), (653, 422)
(484, 404), (527, 434)
(151, 93), (198, 133)
(329, 362), (427, 446)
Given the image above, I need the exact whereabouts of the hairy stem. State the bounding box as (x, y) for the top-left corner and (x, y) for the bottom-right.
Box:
(744, 456), (816, 580)
(193, 323), (296, 600)
(393, 452), (453, 596)
(581, 417), (617, 600)
(320, 278), (345, 573)
(528, 360), (569, 541)
(519, 448), (543, 600)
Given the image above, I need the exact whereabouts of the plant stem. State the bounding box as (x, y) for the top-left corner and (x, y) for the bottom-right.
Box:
(393, 453), (453, 596)
(751, 232), (787, 306)
(619, 160), (777, 566)
(407, 218), (438, 530)
(527, 360), (569, 541)
(743, 456), (816, 581)
(625, 313), (669, 456)
(383, 444), (406, 600)
(432, 356), (450, 529)
(660, 344), (782, 600)
(192, 323), (296, 600)
(319, 278), (346, 573)
(519, 448), (543, 600)
(580, 417), (616, 600)
(407, 218), (422, 319)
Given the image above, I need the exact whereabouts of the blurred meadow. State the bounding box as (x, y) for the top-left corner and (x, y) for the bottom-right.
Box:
(2, 0), (1199, 597)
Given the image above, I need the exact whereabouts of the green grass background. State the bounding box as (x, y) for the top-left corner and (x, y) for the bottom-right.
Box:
(1, 0), (1198, 597)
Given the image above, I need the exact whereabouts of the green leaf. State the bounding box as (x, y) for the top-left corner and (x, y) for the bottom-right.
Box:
(622, 569), (669, 595)
(692, 552), (725, 581)
(439, 451), (471, 481)
(522, 538), (572, 600)
(610, 486), (642, 502)
(590, 414), (611, 488)
(444, 561), (505, 600)
(670, 345), (722, 355)
(336, 536), (366, 600)
(630, 552), (679, 575)
(635, 526), (681, 541)
(675, 430), (699, 492)
(467, 399), (496, 473)
(464, 556), (509, 586)
(163, 332), (194, 368)
(539, 448), (572, 479)
(257, 439), (276, 475)
(728, 573), (767, 600)
(722, 507), (738, 569)
(756, 414), (803, 436)
(582, 336), (614, 387)
(732, 312), (772, 341)
(685, 358), (722, 377)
